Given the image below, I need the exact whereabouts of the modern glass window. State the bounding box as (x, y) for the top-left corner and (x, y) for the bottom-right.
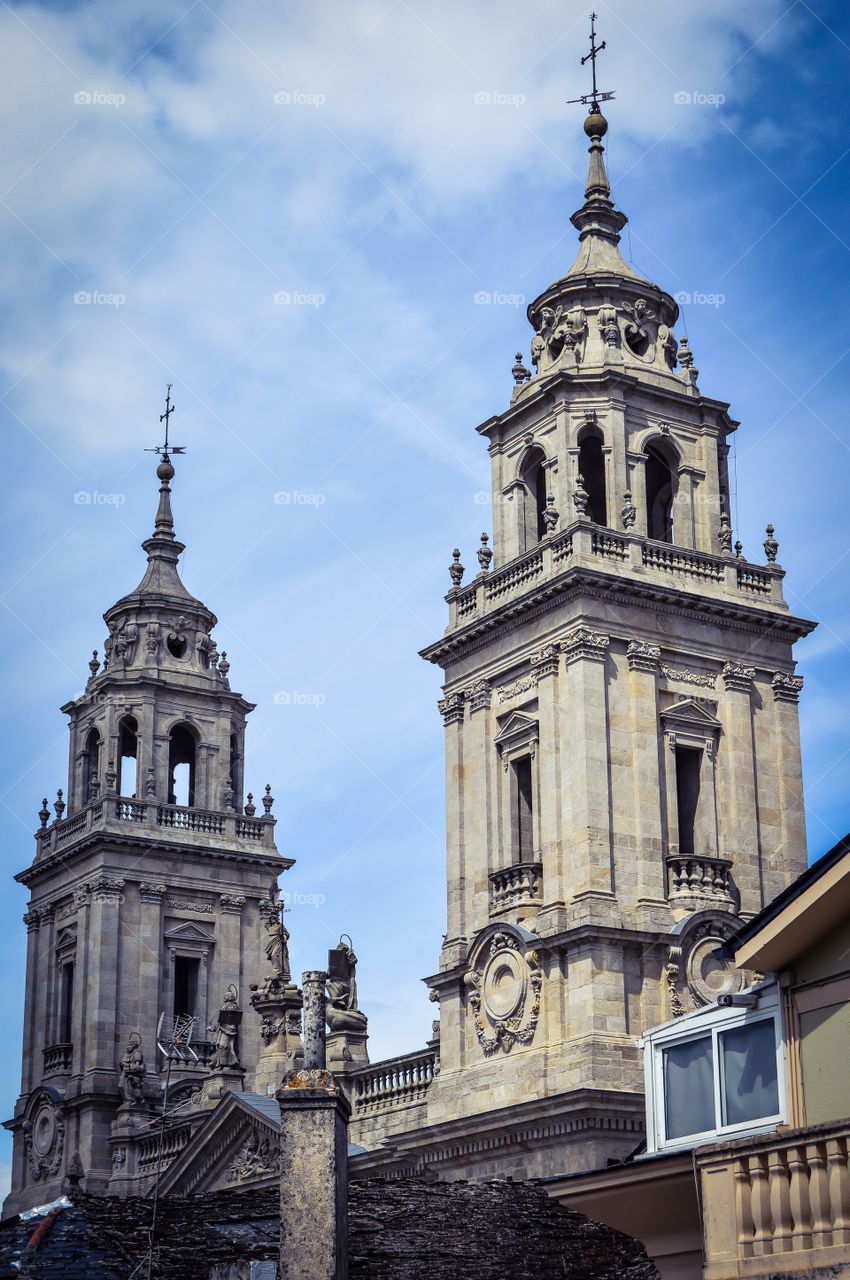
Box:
(645, 994), (784, 1152)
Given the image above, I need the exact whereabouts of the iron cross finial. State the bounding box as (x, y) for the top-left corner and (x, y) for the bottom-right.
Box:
(567, 12), (616, 109)
(145, 384), (186, 459)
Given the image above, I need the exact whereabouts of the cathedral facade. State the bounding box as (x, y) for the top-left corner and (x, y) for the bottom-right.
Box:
(3, 100), (816, 1209)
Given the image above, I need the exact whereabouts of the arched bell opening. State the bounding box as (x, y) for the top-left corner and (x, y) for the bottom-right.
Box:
(82, 728), (101, 802)
(518, 446), (548, 551)
(117, 715), (139, 798)
(577, 430), (607, 526)
(168, 723), (198, 808)
(645, 442), (677, 543)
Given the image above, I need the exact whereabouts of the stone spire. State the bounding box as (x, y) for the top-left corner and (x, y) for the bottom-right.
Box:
(565, 105), (645, 283)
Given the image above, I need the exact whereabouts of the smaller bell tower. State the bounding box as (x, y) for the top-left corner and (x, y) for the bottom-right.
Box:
(5, 421), (289, 1213)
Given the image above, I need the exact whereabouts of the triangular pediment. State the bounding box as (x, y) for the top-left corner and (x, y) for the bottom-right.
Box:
(661, 698), (721, 729)
(163, 919), (215, 944)
(54, 928), (77, 951)
(494, 712), (538, 746)
(157, 1092), (280, 1197)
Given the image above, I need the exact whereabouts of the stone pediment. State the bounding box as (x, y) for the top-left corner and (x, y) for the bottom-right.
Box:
(54, 927), (77, 951)
(157, 1091), (280, 1197)
(660, 698), (721, 730)
(495, 711), (538, 744)
(163, 919), (215, 944)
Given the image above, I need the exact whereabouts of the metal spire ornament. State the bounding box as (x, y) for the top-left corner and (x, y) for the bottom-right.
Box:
(567, 13), (615, 111)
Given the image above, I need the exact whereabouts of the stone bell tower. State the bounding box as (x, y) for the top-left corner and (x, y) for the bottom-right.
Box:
(4, 444), (288, 1213)
(418, 99), (815, 1175)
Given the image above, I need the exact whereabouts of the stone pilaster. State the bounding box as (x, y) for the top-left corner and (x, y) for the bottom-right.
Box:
(559, 628), (617, 921)
(531, 645), (564, 923)
(138, 882), (165, 1067)
(81, 878), (125, 1074)
(720, 662), (760, 915)
(625, 642), (666, 911)
(439, 693), (467, 964)
(770, 672), (807, 896)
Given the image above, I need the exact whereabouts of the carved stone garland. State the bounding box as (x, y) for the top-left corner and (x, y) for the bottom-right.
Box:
(466, 933), (542, 1055)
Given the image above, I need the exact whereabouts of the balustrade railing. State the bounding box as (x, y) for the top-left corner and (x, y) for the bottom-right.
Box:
(158, 805), (225, 834)
(489, 860), (543, 911)
(666, 853), (734, 905)
(485, 548), (544, 602)
(137, 1121), (194, 1174)
(350, 1048), (436, 1114)
(43, 1043), (73, 1073)
(591, 530), (628, 561)
(38, 794), (276, 854)
(642, 540), (725, 582)
(702, 1123), (850, 1277)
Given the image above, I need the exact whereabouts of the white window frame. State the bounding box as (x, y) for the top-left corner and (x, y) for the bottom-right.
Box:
(643, 985), (786, 1153)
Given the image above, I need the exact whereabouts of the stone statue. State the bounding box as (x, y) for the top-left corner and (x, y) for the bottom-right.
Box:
(208, 985), (242, 1070)
(326, 937), (367, 1033)
(264, 910), (291, 983)
(117, 1033), (145, 1107)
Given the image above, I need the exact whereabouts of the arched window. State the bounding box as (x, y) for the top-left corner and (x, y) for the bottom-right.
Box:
(519, 447), (548, 551)
(645, 444), (676, 543)
(577, 432), (607, 526)
(229, 732), (241, 805)
(82, 728), (101, 801)
(117, 716), (138, 798)
(168, 724), (197, 808)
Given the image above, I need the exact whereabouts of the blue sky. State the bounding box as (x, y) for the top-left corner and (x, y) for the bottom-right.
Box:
(1, 0), (849, 1191)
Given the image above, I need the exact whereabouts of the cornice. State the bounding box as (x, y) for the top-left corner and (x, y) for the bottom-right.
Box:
(16, 837), (288, 890)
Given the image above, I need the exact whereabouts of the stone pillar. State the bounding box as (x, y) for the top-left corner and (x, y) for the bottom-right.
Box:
(626, 642), (667, 913)
(250, 979), (304, 1096)
(771, 673), (807, 895)
(531, 644), (565, 923)
(439, 694), (467, 965)
(21, 909), (42, 1094)
(276, 967), (349, 1279)
(138, 882), (165, 1071)
(560, 627), (617, 924)
(721, 662), (760, 915)
(81, 878), (124, 1073)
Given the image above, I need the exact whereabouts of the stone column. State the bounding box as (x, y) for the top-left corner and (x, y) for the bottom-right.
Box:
(721, 662), (760, 915)
(560, 627), (617, 924)
(626, 642), (667, 913)
(465, 680), (492, 932)
(531, 644), (564, 924)
(21, 909), (42, 1094)
(771, 673), (807, 895)
(439, 694), (467, 966)
(277, 967), (349, 1279)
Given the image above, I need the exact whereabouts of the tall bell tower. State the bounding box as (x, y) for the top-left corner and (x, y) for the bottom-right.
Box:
(5, 437), (288, 1212)
(419, 86), (815, 1173)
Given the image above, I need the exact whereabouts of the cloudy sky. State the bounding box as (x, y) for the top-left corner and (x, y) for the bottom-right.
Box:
(1, 0), (849, 1190)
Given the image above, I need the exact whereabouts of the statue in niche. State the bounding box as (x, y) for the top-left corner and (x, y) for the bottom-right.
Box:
(208, 985), (242, 1070)
(117, 1032), (146, 1107)
(326, 936), (368, 1033)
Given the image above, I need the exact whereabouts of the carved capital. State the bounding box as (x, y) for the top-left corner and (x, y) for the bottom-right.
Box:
(219, 894), (246, 914)
(89, 876), (125, 903)
(23, 910), (41, 932)
(467, 679), (492, 713)
(626, 640), (660, 674)
(772, 672), (804, 703)
(722, 661), (755, 693)
(139, 881), (166, 903)
(437, 692), (466, 726)
(530, 644), (560, 680)
(560, 627), (610, 665)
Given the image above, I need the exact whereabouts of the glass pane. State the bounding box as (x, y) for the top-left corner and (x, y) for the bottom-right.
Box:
(720, 1020), (779, 1126)
(663, 1035), (715, 1139)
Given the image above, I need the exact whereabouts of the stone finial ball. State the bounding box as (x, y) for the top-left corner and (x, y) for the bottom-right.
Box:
(157, 457), (175, 482)
(583, 108), (608, 138)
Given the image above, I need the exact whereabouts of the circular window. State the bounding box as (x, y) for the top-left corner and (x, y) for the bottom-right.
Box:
(32, 1106), (56, 1157)
(167, 634), (187, 659)
(482, 949), (526, 1021)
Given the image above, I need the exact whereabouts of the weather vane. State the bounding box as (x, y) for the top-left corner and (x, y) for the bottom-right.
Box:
(145, 384), (186, 460)
(567, 13), (615, 110)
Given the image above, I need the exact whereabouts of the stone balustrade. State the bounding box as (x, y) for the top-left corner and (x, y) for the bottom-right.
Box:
(36, 795), (276, 856)
(489, 860), (543, 911)
(666, 853), (735, 908)
(42, 1042), (73, 1074)
(137, 1121), (194, 1176)
(445, 519), (785, 633)
(349, 1048), (437, 1115)
(701, 1121), (850, 1279)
